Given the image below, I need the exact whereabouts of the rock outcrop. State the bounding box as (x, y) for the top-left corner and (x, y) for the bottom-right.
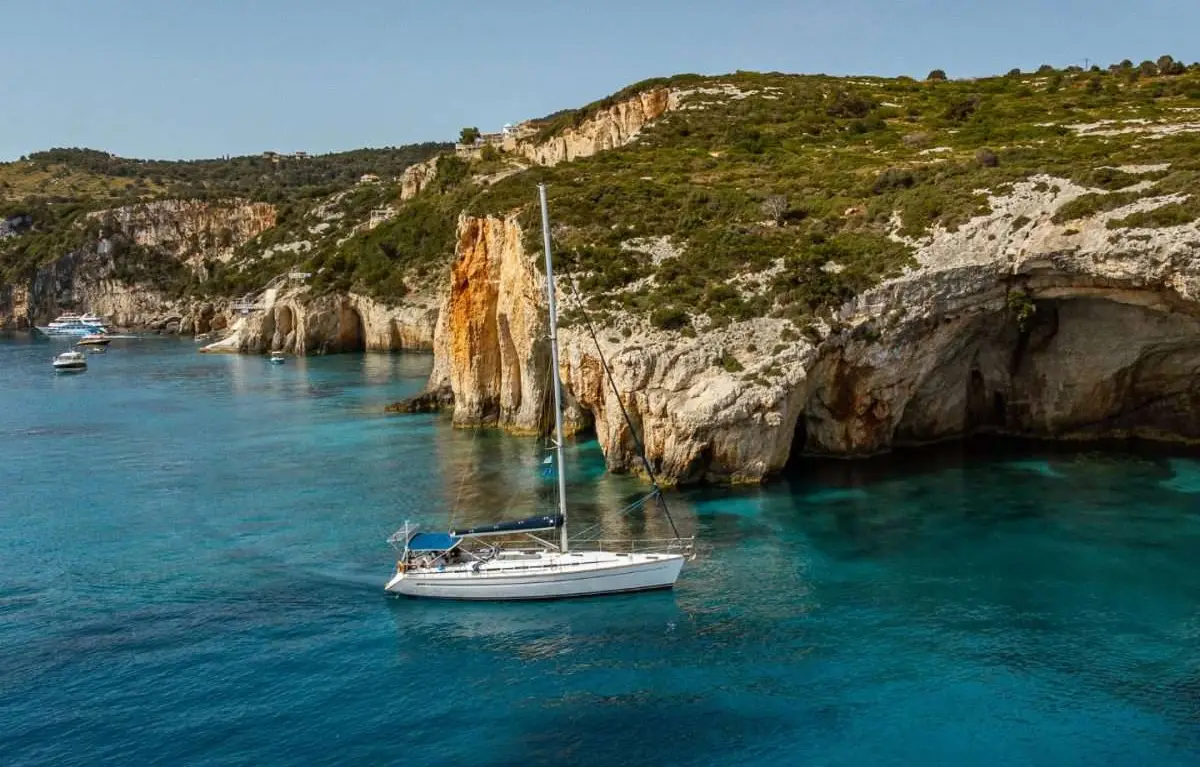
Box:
(513, 88), (676, 167)
(0, 246), (195, 330)
(423, 213), (808, 482)
(399, 158), (438, 201)
(427, 214), (553, 431)
(202, 289), (439, 355)
(96, 199), (276, 266)
(0, 199), (275, 330)
(419, 175), (1200, 484)
(803, 175), (1200, 455)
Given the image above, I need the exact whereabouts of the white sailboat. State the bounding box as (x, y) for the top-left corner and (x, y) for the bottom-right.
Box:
(385, 184), (694, 600)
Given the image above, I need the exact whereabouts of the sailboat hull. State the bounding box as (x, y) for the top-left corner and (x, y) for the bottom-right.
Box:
(385, 552), (684, 601)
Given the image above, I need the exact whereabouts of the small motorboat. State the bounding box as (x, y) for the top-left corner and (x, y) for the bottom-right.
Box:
(76, 333), (112, 347)
(52, 350), (88, 373)
(268, 351), (286, 365)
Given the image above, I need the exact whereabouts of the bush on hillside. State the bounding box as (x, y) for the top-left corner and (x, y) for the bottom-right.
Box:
(826, 91), (876, 119)
(650, 306), (690, 330)
(943, 95), (981, 122)
(975, 148), (999, 167)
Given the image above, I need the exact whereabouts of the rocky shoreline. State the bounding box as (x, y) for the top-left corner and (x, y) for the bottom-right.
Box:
(384, 172), (1200, 484)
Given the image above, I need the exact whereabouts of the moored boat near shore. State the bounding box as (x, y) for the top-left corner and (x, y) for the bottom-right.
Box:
(36, 312), (112, 337)
(52, 350), (88, 373)
(76, 333), (112, 347)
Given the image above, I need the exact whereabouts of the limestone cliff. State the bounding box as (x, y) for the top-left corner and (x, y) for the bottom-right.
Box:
(0, 198), (275, 330)
(424, 214), (807, 482)
(202, 288), (439, 355)
(96, 199), (276, 266)
(418, 173), (1200, 484)
(427, 214), (552, 430)
(513, 88), (676, 166)
(803, 174), (1200, 455)
(399, 158), (438, 200)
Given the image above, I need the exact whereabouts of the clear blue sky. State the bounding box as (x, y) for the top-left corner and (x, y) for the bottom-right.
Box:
(1, 0), (1196, 160)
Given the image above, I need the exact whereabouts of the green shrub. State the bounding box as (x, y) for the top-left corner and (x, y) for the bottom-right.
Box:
(1051, 189), (1150, 223)
(943, 95), (981, 123)
(650, 306), (690, 330)
(1006, 289), (1036, 330)
(1108, 202), (1198, 229)
(826, 91), (876, 119)
(1074, 167), (1140, 190)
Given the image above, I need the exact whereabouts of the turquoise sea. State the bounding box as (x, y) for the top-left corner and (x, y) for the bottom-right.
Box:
(3, 335), (1200, 766)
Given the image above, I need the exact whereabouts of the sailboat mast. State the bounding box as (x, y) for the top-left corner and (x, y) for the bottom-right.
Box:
(538, 183), (570, 554)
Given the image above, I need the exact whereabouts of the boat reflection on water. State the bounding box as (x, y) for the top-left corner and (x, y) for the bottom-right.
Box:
(386, 582), (685, 649)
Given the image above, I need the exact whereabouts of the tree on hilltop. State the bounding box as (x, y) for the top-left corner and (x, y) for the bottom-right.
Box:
(926, 69), (947, 82)
(459, 127), (481, 144)
(1157, 55), (1186, 75)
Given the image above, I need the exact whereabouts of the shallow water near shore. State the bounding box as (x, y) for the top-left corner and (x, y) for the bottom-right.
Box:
(2, 334), (1199, 766)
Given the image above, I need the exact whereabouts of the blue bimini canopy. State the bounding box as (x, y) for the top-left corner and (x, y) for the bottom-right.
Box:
(406, 532), (461, 552)
(451, 514), (563, 537)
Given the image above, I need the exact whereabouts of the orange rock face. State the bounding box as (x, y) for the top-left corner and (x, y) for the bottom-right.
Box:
(429, 215), (550, 430)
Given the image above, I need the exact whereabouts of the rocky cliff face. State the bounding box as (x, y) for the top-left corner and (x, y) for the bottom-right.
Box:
(202, 288), (439, 355)
(514, 88), (676, 166)
(97, 199), (276, 266)
(424, 213), (807, 482)
(427, 215), (552, 430)
(0, 199), (275, 330)
(399, 158), (438, 201)
(0, 245), (195, 331)
(420, 172), (1200, 484)
(803, 174), (1200, 455)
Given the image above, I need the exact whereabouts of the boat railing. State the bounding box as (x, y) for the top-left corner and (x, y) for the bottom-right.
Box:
(570, 536), (696, 557)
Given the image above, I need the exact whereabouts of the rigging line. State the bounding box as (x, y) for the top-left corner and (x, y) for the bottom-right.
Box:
(569, 489), (660, 541)
(556, 254), (683, 541)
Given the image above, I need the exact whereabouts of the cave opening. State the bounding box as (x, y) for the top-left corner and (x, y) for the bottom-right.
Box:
(787, 293), (1200, 478)
(339, 306), (365, 353)
(783, 409), (808, 472)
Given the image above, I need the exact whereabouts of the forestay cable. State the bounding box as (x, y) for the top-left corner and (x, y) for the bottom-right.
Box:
(555, 252), (683, 540)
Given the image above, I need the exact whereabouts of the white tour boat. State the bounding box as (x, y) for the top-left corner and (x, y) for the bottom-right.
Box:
(52, 350), (88, 373)
(268, 350), (286, 365)
(37, 312), (112, 337)
(385, 184), (694, 601)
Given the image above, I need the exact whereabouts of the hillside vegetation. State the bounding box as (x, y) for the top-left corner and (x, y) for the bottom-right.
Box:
(0, 143), (448, 291)
(7, 57), (1200, 325)
(295, 56), (1200, 330)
